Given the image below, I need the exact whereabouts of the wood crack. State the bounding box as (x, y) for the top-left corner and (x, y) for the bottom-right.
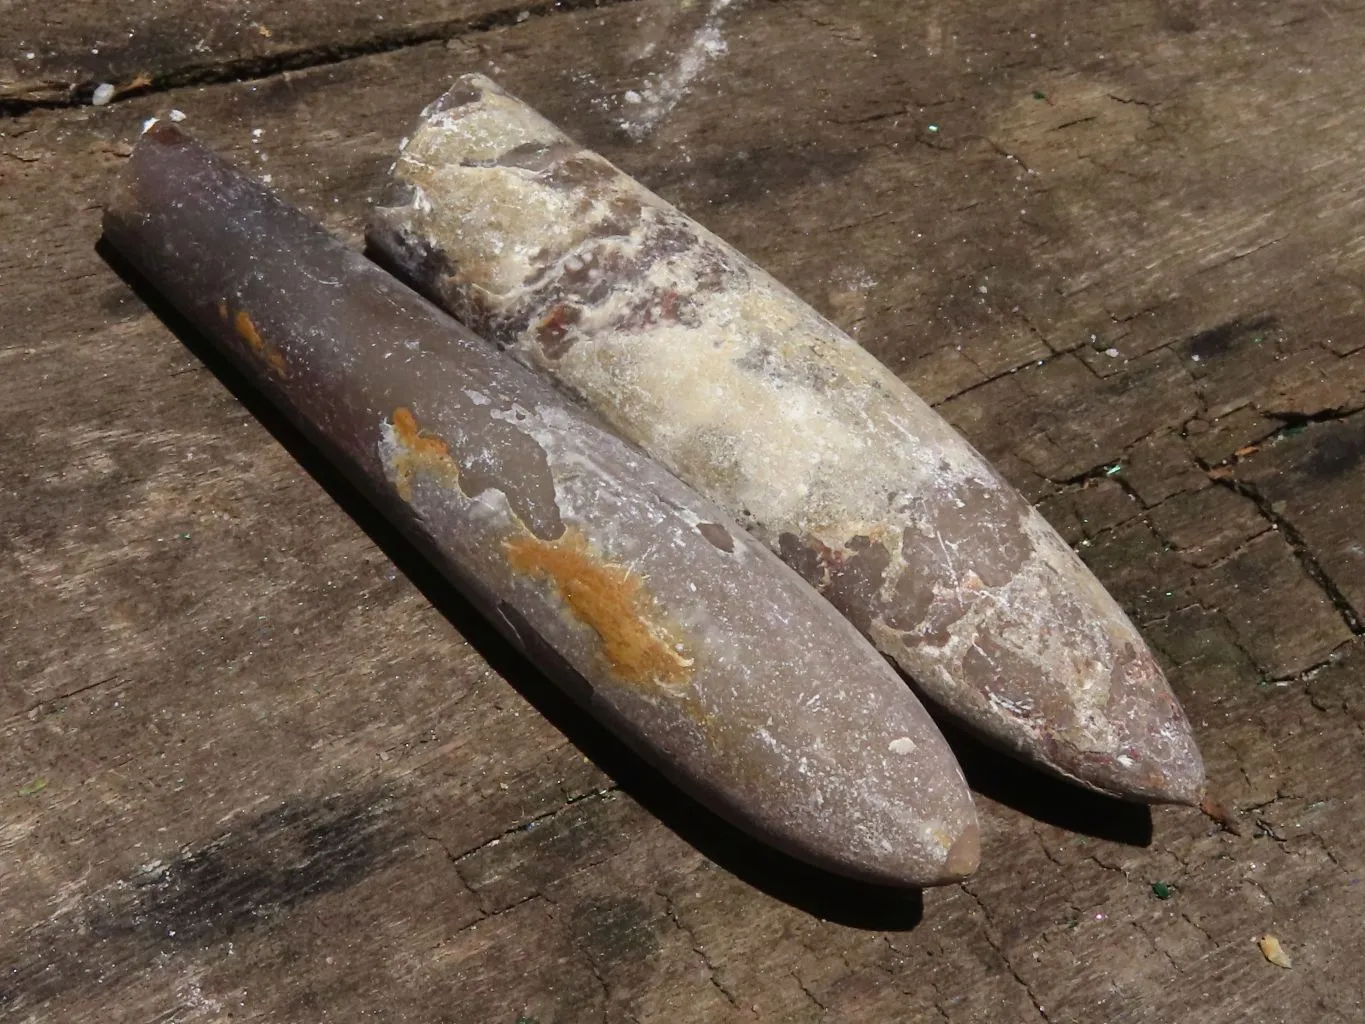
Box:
(440, 786), (618, 865)
(931, 349), (1067, 407)
(8, 674), (125, 727)
(960, 882), (1051, 1022)
(1208, 473), (1363, 635)
(656, 887), (740, 1009)
(790, 969), (829, 1013)
(0, 0), (643, 117)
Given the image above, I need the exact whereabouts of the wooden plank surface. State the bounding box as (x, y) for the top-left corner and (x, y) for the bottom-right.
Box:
(3, 0), (1364, 1020)
(0, 0), (605, 104)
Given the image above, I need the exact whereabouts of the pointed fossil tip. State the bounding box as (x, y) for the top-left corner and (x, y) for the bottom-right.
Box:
(941, 821), (982, 881)
(825, 813), (981, 889)
(1163, 755), (1209, 808)
(1121, 691), (1207, 807)
(1149, 768), (1207, 808)
(1042, 637), (1207, 806)
(1065, 726), (1206, 807)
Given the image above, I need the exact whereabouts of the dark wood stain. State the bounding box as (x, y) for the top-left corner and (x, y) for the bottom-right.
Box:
(1186, 314), (1279, 362)
(0, 788), (406, 1013)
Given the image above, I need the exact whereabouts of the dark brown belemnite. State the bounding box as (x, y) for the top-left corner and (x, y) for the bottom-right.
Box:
(101, 123), (980, 887)
(367, 74), (1206, 804)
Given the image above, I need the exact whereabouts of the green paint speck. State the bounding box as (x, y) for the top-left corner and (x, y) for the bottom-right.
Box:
(1104, 464), (1123, 476)
(19, 778), (47, 797)
(1033, 90), (1047, 100)
(1151, 881), (1173, 900)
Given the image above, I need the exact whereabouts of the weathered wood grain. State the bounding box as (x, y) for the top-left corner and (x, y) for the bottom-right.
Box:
(3, 0), (1365, 1020)
(0, 0), (618, 105)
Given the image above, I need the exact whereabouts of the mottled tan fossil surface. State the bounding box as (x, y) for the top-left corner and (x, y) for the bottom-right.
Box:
(3, 1), (1365, 1021)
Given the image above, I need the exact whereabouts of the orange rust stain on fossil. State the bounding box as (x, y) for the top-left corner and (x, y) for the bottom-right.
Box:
(505, 528), (694, 689)
(383, 406), (693, 693)
(233, 310), (287, 375)
(388, 406), (463, 501)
